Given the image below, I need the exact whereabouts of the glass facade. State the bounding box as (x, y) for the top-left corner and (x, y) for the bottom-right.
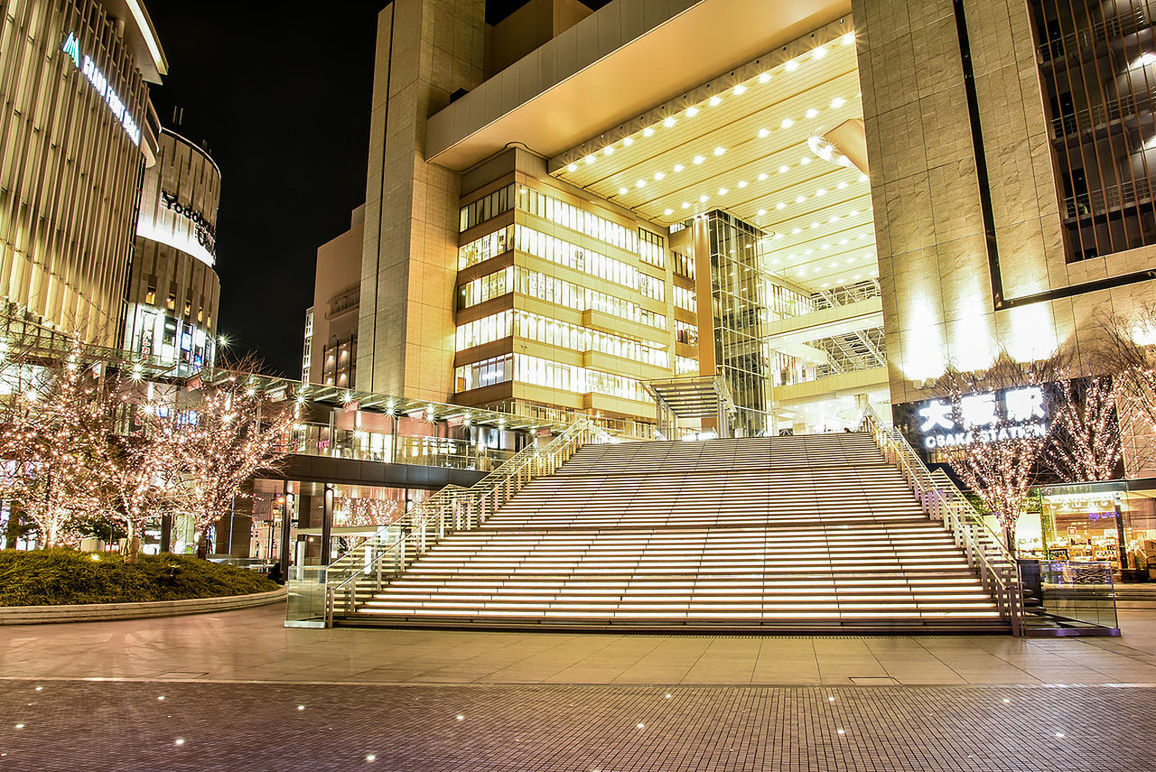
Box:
(706, 212), (773, 435)
(456, 309), (668, 367)
(1030, 0), (1156, 262)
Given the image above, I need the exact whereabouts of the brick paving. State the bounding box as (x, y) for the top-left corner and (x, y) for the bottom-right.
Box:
(0, 680), (1150, 771)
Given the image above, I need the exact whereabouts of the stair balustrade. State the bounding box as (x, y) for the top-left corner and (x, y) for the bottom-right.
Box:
(860, 406), (1024, 635)
(323, 418), (606, 625)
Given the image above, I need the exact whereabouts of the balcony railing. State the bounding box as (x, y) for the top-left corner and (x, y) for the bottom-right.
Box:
(1050, 88), (1156, 138)
(1063, 175), (1154, 221)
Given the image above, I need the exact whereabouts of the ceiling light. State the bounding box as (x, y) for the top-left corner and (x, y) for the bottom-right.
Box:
(681, 202), (690, 208)
(664, 116), (677, 127)
(828, 215), (839, 222)
(758, 128), (770, 138)
(781, 118), (794, 129)
(604, 147), (614, 156)
(821, 244), (831, 250)
(849, 209), (859, 217)
(779, 165), (789, 174)
(837, 181), (848, 189)
(674, 164), (685, 172)
(693, 155), (705, 164)
(859, 173), (869, 182)
(806, 108), (819, 119)
(839, 238), (849, 245)
(643, 127), (655, 137)
(737, 180), (748, 188)
(800, 157), (811, 165)
(775, 202), (785, 210)
(618, 187), (628, 195)
(623, 137), (634, 146)
(713, 146), (726, 156)
(795, 195), (806, 203)
(685, 107), (699, 118)
(718, 188), (728, 195)
(654, 171), (665, 181)
(636, 179), (646, 188)
(842, 32), (855, 46)
(773, 233), (784, 239)
(757, 173), (768, 181)
(664, 208), (673, 215)
(733, 84), (747, 96)
(757, 209), (767, 216)
(791, 227), (801, 234)
(584, 155), (595, 165)
(810, 222), (820, 229)
(566, 163), (577, 173)
(831, 97), (846, 109)
(812, 46), (826, 59)
(821, 282), (830, 288)
(708, 96), (723, 108)
(699, 195), (709, 203)
(759, 72), (771, 83)
(805, 248), (814, 255)
(1139, 52), (1156, 66)
(785, 59), (799, 72)
(816, 188), (827, 196)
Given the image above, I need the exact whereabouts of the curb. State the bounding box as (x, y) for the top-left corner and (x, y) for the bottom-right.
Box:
(0, 586), (287, 625)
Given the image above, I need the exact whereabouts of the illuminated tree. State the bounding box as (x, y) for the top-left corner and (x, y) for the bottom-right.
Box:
(1099, 303), (1156, 430)
(333, 496), (404, 527)
(1046, 375), (1125, 483)
(928, 353), (1061, 553)
(156, 372), (292, 558)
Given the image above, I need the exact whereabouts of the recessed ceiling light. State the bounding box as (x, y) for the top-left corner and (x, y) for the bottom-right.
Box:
(795, 195), (806, 203)
(812, 46), (826, 59)
(781, 118), (794, 129)
(775, 202), (785, 210)
(757, 173), (768, 181)
(859, 173), (869, 182)
(759, 72), (771, 83)
(685, 107), (699, 118)
(810, 222), (820, 229)
(624, 137), (635, 147)
(837, 181), (848, 189)
(566, 163), (577, 173)
(828, 215), (839, 222)
(842, 32), (855, 46)
(849, 210), (859, 217)
(831, 97), (846, 108)
(773, 233), (784, 239)
(785, 59), (799, 72)
(737, 180), (748, 188)
(674, 164), (685, 172)
(713, 146), (726, 156)
(643, 127), (655, 137)
(758, 128), (770, 138)
(664, 116), (677, 128)
(821, 282), (830, 287)
(733, 84), (747, 95)
(791, 227), (801, 234)
(693, 155), (705, 164)
(618, 187), (628, 195)
(757, 208), (767, 216)
(636, 179), (646, 188)
(664, 208), (673, 215)
(699, 194), (709, 203)
(584, 155), (595, 165)
(604, 146), (614, 156)
(654, 171), (665, 181)
(806, 108), (819, 119)
(805, 248), (814, 254)
(839, 238), (850, 245)
(800, 157), (811, 165)
(718, 188), (728, 195)
(779, 165), (789, 173)
(816, 188), (827, 196)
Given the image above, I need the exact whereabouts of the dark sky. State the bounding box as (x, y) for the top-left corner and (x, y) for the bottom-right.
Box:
(147, 0), (596, 377)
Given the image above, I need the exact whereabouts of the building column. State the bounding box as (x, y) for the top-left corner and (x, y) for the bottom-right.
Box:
(321, 483), (334, 567)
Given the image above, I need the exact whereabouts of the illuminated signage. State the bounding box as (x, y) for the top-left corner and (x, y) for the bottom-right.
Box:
(160, 191), (217, 257)
(917, 386), (1047, 450)
(61, 32), (141, 146)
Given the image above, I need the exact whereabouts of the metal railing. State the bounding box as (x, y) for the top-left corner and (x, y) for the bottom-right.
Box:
(860, 406), (1024, 635)
(321, 418), (607, 625)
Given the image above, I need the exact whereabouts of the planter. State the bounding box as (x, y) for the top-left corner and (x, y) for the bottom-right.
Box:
(0, 586), (286, 625)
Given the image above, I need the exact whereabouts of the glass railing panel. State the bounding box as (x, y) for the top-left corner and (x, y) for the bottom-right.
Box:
(1020, 559), (1119, 631)
(285, 564), (328, 628)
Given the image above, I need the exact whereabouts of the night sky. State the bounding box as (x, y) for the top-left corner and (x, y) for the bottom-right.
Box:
(147, 0), (600, 378)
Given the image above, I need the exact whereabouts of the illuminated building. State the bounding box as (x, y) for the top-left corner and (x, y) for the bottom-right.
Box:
(304, 206), (364, 387)
(0, 0), (166, 348)
(324, 0), (1156, 445)
(124, 127), (221, 373)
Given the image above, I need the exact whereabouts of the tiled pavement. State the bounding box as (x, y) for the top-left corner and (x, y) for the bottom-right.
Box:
(0, 680), (1151, 770)
(2, 605), (1155, 770)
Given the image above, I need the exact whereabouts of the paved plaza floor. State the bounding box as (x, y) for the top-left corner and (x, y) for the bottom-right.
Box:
(2, 604), (1155, 769)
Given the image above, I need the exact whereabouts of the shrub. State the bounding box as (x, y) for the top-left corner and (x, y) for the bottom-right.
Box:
(0, 549), (278, 606)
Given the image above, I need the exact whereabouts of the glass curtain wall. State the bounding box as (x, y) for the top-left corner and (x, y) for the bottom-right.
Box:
(1029, 0), (1156, 261)
(705, 211), (772, 435)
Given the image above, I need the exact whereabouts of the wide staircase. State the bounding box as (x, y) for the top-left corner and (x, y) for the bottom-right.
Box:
(345, 433), (1009, 632)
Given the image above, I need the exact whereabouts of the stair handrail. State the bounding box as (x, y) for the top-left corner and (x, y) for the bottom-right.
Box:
(860, 405), (1024, 635)
(322, 417), (606, 625)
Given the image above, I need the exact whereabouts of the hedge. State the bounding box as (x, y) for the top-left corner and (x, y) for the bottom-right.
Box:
(0, 549), (278, 606)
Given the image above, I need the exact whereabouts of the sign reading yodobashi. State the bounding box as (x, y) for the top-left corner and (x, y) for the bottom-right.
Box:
(61, 32), (141, 146)
(917, 386), (1047, 450)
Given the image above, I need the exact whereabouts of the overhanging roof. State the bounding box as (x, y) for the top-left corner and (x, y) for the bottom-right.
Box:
(425, 0), (851, 171)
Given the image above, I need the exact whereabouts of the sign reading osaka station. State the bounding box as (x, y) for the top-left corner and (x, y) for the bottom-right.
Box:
(62, 32), (142, 146)
(917, 386), (1048, 450)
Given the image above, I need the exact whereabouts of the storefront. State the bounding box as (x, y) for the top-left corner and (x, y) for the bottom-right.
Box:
(1029, 481), (1156, 577)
